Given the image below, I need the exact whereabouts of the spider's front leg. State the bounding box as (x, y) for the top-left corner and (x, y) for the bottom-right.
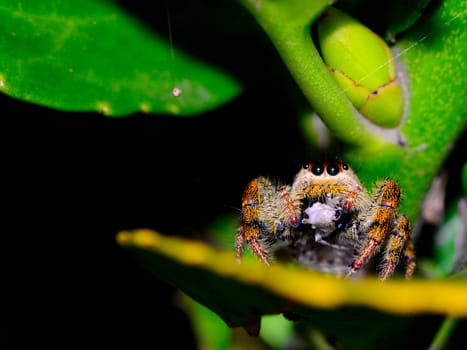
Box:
(346, 178), (414, 280)
(235, 176), (300, 266)
(235, 177), (272, 266)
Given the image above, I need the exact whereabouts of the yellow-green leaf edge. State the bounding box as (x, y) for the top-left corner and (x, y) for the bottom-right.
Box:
(117, 229), (467, 331)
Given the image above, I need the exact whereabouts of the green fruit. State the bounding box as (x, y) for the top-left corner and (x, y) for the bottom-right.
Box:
(318, 7), (405, 128)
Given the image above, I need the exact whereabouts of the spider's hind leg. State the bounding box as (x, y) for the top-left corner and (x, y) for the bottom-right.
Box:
(403, 234), (416, 279)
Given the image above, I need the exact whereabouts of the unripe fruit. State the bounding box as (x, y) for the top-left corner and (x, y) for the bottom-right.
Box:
(318, 7), (404, 128)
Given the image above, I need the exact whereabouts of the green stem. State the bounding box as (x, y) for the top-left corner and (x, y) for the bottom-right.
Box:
(427, 316), (459, 350)
(238, 0), (384, 147)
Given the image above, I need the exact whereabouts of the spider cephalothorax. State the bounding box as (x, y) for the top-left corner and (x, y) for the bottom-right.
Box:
(235, 161), (416, 280)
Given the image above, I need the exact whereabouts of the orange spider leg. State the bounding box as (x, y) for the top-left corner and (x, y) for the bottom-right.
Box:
(404, 236), (416, 279)
(235, 177), (271, 266)
(235, 225), (271, 266)
(346, 179), (401, 279)
(380, 214), (412, 280)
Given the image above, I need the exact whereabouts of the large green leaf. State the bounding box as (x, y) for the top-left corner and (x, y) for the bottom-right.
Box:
(117, 229), (467, 348)
(117, 229), (467, 321)
(0, 0), (241, 116)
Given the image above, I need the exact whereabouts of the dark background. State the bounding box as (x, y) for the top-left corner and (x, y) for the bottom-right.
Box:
(6, 2), (303, 348)
(6, 38), (308, 349)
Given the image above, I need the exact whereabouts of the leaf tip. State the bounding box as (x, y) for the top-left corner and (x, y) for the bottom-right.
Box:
(116, 230), (130, 245)
(116, 229), (160, 248)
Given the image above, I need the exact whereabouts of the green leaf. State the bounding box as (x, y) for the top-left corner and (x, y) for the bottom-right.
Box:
(383, 0), (434, 40)
(0, 0), (241, 116)
(335, 0), (434, 41)
(259, 314), (294, 349)
(433, 201), (464, 277)
(117, 229), (467, 333)
(178, 293), (233, 350)
(379, 0), (467, 220)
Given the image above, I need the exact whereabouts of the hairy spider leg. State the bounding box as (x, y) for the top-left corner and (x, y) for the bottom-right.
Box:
(380, 214), (414, 280)
(235, 177), (271, 265)
(346, 179), (403, 279)
(403, 236), (416, 279)
(235, 176), (303, 266)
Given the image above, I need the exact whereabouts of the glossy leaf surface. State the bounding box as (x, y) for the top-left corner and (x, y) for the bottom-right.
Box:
(0, 1), (241, 116)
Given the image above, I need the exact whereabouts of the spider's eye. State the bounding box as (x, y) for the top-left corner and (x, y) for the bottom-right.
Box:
(342, 163), (349, 170)
(327, 163), (340, 176)
(311, 163), (324, 175)
(303, 163), (310, 170)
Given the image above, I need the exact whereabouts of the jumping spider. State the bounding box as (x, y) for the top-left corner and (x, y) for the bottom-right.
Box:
(235, 162), (416, 280)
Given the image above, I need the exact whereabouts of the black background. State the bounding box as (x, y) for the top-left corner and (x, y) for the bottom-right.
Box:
(6, 16), (307, 346)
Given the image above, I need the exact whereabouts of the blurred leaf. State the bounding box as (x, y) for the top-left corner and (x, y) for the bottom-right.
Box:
(178, 293), (232, 350)
(259, 314), (294, 349)
(290, 307), (417, 350)
(335, 0), (434, 40)
(433, 200), (465, 277)
(206, 214), (240, 251)
(117, 229), (467, 334)
(382, 0), (434, 39)
(0, 0), (241, 116)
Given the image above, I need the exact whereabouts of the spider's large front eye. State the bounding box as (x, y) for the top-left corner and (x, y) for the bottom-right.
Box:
(327, 163), (340, 176)
(311, 163), (324, 175)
